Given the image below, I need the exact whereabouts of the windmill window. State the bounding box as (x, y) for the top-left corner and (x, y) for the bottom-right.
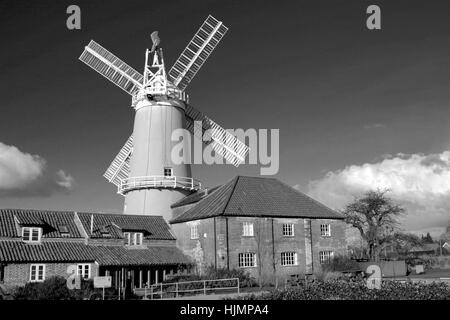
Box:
(22, 227), (42, 242)
(164, 167), (173, 177)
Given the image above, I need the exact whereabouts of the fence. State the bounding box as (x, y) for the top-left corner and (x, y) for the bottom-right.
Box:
(136, 278), (240, 299)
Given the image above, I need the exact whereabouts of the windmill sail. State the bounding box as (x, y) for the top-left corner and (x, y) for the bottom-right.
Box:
(185, 105), (249, 167)
(79, 40), (144, 96)
(104, 136), (133, 186)
(168, 15), (228, 91)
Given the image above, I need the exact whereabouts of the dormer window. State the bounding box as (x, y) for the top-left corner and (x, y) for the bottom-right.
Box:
(133, 233), (143, 246)
(124, 232), (131, 246)
(124, 232), (143, 246)
(58, 225), (69, 237)
(164, 167), (173, 177)
(99, 226), (110, 237)
(22, 227), (42, 242)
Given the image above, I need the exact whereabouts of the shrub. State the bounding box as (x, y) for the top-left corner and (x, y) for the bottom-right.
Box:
(230, 280), (450, 300)
(321, 271), (347, 282)
(13, 276), (72, 300)
(13, 277), (120, 300)
(322, 255), (361, 273)
(71, 279), (119, 300)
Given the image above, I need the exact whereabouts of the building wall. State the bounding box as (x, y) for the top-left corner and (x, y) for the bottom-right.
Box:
(310, 219), (347, 272)
(171, 216), (347, 283)
(171, 218), (216, 274)
(2, 262), (98, 289)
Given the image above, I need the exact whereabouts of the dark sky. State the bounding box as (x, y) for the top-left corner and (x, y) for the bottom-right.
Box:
(1, 0), (450, 231)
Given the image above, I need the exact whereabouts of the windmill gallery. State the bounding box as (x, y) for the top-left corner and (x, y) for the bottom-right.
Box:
(0, 16), (347, 292)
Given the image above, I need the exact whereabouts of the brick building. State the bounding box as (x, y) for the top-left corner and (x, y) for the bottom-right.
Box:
(170, 176), (347, 283)
(0, 209), (190, 290)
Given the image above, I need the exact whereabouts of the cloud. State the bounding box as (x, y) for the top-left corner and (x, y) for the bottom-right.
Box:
(363, 123), (386, 129)
(0, 142), (74, 197)
(55, 170), (75, 190)
(308, 151), (450, 237)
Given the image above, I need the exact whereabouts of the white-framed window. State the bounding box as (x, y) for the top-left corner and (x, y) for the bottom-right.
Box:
(190, 224), (199, 239)
(123, 232), (131, 246)
(319, 251), (334, 264)
(282, 223), (294, 237)
(164, 167), (173, 177)
(320, 224), (331, 237)
(281, 252), (298, 266)
(133, 232), (143, 245)
(238, 252), (257, 268)
(29, 264), (45, 282)
(242, 222), (254, 237)
(77, 264), (91, 279)
(124, 232), (143, 246)
(22, 227), (42, 242)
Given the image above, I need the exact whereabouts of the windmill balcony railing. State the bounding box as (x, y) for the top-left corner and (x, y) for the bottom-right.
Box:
(118, 175), (201, 194)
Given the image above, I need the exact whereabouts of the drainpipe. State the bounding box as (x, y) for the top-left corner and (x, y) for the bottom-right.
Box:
(214, 217), (217, 270)
(309, 219), (314, 274)
(271, 218), (276, 285)
(225, 217), (230, 270)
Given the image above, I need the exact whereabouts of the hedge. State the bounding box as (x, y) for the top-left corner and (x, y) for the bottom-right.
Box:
(232, 280), (450, 300)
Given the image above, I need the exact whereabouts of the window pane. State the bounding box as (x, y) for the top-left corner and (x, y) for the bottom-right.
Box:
(136, 233), (142, 245)
(191, 225), (198, 239)
(243, 222), (254, 236)
(164, 168), (173, 177)
(23, 228), (30, 240)
(30, 266), (36, 280)
(31, 229), (39, 241)
(238, 253), (256, 267)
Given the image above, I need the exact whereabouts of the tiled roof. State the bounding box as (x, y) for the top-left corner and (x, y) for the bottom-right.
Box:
(93, 246), (192, 267)
(0, 209), (175, 241)
(77, 212), (175, 240)
(0, 209), (82, 238)
(170, 176), (343, 224)
(171, 185), (221, 208)
(0, 210), (18, 238)
(0, 241), (96, 263)
(0, 241), (191, 266)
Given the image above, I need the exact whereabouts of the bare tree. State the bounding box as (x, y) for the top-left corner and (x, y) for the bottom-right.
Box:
(342, 190), (404, 261)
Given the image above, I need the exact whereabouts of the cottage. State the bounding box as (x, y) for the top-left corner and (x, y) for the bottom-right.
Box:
(0, 209), (190, 291)
(170, 176), (347, 283)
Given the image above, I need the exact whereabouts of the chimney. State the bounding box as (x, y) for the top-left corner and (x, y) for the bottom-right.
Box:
(90, 214), (94, 235)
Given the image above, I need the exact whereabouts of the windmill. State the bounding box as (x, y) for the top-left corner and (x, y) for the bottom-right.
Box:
(79, 15), (249, 220)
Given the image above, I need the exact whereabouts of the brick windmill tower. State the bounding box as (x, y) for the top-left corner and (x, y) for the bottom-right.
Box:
(79, 16), (249, 221)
